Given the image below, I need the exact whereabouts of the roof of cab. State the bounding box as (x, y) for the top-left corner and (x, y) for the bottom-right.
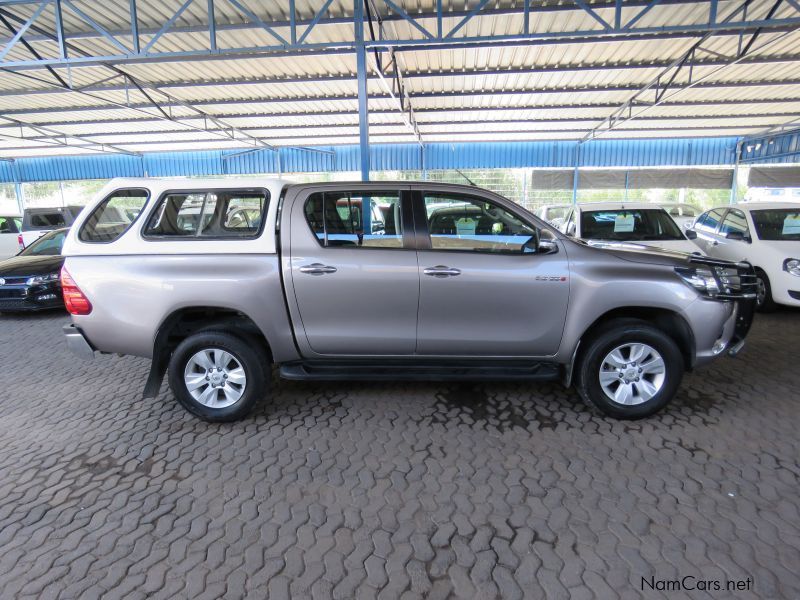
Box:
(731, 202), (800, 211)
(575, 202), (666, 211)
(103, 176), (292, 190)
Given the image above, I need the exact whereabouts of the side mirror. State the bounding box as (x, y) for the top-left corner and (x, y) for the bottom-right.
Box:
(538, 238), (559, 255)
(725, 231), (745, 241)
(685, 229), (698, 240)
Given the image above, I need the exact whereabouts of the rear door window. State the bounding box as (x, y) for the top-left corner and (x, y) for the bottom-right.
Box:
(719, 209), (749, 237)
(144, 189), (268, 239)
(694, 209), (724, 234)
(304, 191), (404, 248)
(79, 189), (149, 243)
(28, 211), (66, 229)
(0, 217), (19, 234)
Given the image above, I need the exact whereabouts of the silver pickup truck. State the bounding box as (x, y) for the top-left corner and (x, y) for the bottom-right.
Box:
(62, 178), (756, 422)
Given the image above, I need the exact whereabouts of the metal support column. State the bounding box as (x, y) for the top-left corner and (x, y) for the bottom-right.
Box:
(731, 140), (742, 203)
(354, 0), (370, 182)
(624, 170), (629, 202)
(571, 144), (581, 204)
(14, 181), (24, 214)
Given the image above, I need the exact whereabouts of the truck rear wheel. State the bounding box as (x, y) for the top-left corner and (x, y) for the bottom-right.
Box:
(168, 330), (268, 422)
(575, 321), (684, 419)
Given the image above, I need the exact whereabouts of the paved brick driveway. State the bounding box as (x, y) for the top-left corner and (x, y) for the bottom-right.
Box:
(0, 310), (798, 599)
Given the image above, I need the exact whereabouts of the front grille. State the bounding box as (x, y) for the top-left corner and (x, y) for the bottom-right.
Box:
(0, 276), (27, 285)
(0, 288), (26, 299)
(688, 255), (758, 300)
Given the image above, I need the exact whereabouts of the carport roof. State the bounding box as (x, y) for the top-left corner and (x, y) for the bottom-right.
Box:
(0, 0), (799, 160)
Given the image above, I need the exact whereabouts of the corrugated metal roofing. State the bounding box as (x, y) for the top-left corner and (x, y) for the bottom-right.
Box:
(0, 0), (798, 169)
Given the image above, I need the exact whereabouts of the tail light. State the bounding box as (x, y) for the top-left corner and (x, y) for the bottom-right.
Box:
(60, 267), (92, 315)
(17, 234), (23, 250)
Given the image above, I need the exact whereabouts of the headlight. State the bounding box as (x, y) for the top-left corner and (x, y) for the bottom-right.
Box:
(675, 266), (720, 296)
(784, 258), (800, 277)
(26, 272), (60, 286)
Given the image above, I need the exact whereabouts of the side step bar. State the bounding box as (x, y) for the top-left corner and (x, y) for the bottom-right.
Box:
(279, 360), (561, 382)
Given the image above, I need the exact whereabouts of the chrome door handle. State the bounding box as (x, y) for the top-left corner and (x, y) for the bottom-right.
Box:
(423, 265), (461, 278)
(299, 263), (337, 275)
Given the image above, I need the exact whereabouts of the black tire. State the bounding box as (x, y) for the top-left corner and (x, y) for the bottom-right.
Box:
(168, 330), (268, 422)
(754, 269), (777, 313)
(575, 320), (684, 419)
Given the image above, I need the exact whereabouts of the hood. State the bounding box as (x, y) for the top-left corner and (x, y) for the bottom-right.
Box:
(579, 239), (698, 267)
(637, 238), (704, 255)
(0, 254), (64, 277)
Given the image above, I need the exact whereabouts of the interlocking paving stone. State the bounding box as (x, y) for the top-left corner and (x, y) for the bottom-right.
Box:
(0, 309), (798, 599)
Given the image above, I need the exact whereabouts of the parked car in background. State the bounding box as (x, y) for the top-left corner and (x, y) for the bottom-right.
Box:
(535, 204), (571, 228)
(660, 202), (701, 230)
(0, 228), (67, 312)
(62, 178), (755, 423)
(560, 203), (703, 254)
(20, 205), (83, 248)
(0, 215), (22, 259)
(689, 202), (800, 311)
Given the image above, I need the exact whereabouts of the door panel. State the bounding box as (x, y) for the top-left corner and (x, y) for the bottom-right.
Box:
(416, 193), (569, 357)
(288, 187), (419, 356)
(693, 208), (725, 255)
(714, 209), (751, 262)
(0, 233), (18, 259)
(0, 218), (19, 259)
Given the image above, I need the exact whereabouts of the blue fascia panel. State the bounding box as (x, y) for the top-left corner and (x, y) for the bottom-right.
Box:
(740, 130), (800, 164)
(143, 150), (223, 177)
(2, 137), (787, 184)
(0, 161), (15, 183)
(8, 153), (144, 183)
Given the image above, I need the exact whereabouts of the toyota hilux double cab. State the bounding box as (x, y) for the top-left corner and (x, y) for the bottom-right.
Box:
(62, 178), (756, 422)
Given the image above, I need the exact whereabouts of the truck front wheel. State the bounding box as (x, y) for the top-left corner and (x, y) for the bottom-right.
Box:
(168, 330), (268, 422)
(575, 321), (684, 419)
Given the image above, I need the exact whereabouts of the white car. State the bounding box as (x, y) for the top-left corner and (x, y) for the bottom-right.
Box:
(0, 215), (22, 259)
(660, 202), (701, 230)
(689, 202), (800, 310)
(20, 206), (83, 248)
(535, 204), (572, 228)
(559, 203), (703, 254)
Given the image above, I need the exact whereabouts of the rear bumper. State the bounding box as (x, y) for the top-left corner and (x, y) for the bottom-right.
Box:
(63, 324), (95, 360)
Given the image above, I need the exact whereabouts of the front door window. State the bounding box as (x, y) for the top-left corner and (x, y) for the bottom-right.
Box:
(424, 195), (536, 253)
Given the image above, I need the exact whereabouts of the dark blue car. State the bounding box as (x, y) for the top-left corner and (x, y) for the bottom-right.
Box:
(0, 228), (67, 312)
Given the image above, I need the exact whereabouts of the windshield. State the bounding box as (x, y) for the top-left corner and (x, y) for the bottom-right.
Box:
(546, 206), (569, 220)
(750, 209), (800, 241)
(665, 205), (697, 217)
(20, 229), (66, 256)
(581, 209), (685, 241)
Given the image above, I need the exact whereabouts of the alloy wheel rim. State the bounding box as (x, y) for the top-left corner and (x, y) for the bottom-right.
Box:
(598, 343), (666, 406)
(756, 277), (766, 307)
(183, 348), (247, 408)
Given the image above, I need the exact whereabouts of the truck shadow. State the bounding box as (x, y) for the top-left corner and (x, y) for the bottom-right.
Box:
(270, 376), (729, 434)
